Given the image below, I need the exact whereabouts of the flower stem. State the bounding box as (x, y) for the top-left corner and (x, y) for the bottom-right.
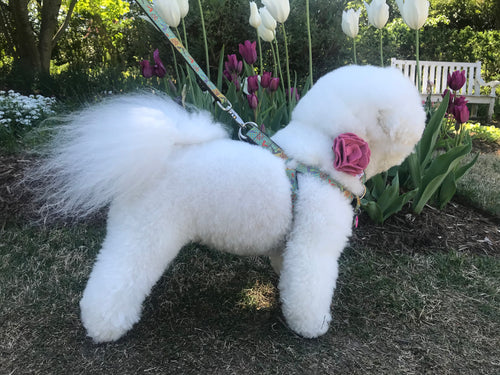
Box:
(181, 19), (189, 51)
(197, 0), (210, 79)
(257, 33), (263, 74)
(273, 38), (285, 93)
(353, 38), (357, 65)
(281, 23), (291, 102)
(170, 44), (180, 88)
(416, 29), (421, 93)
(379, 29), (384, 67)
(306, 0), (313, 86)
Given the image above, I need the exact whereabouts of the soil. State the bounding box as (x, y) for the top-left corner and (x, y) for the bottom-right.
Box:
(1, 147), (499, 255)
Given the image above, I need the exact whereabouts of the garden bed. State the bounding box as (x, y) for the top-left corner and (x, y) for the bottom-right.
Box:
(1, 146), (499, 374)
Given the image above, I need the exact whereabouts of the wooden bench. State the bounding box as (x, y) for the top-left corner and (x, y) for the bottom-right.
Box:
(391, 58), (499, 120)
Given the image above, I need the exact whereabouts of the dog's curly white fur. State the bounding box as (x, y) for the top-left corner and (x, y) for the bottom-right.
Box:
(35, 65), (425, 342)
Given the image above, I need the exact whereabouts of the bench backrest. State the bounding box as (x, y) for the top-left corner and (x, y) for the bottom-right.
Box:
(390, 58), (482, 96)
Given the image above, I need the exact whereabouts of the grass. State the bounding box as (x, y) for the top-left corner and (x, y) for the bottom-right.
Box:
(1, 223), (499, 374)
(456, 151), (500, 216)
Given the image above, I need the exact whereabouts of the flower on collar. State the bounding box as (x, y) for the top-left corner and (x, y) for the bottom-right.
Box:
(333, 133), (371, 176)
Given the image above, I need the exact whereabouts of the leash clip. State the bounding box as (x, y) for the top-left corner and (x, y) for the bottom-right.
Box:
(238, 121), (258, 141)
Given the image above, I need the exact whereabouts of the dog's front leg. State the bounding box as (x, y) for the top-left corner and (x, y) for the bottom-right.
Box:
(278, 176), (353, 338)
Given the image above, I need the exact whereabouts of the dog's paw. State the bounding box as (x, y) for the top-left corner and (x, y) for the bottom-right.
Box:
(284, 310), (332, 339)
(80, 292), (142, 343)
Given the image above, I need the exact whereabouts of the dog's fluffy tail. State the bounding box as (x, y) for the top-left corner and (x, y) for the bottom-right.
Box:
(31, 93), (228, 218)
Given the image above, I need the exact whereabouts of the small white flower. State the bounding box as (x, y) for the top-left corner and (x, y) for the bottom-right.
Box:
(342, 8), (362, 38)
(259, 7), (277, 31)
(249, 2), (261, 29)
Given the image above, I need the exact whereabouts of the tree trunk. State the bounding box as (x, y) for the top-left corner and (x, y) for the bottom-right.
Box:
(10, 0), (41, 72)
(9, 0), (78, 76)
(39, 0), (62, 75)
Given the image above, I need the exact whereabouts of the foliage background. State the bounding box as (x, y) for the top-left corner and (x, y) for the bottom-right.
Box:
(0, 0), (499, 102)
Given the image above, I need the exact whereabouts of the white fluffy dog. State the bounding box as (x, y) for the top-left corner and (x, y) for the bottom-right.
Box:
(37, 65), (425, 342)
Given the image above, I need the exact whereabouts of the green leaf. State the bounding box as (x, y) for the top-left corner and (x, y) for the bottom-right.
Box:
(418, 91), (449, 167)
(437, 172), (457, 209)
(412, 144), (471, 213)
(362, 201), (384, 224)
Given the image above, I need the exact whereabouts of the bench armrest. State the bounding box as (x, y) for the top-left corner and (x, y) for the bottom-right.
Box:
(475, 77), (500, 96)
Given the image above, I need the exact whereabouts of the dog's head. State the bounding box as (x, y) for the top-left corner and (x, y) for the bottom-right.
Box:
(291, 65), (426, 179)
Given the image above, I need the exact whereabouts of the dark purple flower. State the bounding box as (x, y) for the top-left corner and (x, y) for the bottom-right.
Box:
(153, 49), (166, 78)
(223, 69), (233, 82)
(238, 40), (257, 65)
(225, 54), (243, 75)
(247, 93), (258, 110)
(452, 103), (469, 124)
(287, 87), (300, 101)
(260, 71), (272, 88)
(247, 75), (259, 94)
(269, 77), (279, 92)
(140, 60), (154, 78)
(447, 70), (466, 91)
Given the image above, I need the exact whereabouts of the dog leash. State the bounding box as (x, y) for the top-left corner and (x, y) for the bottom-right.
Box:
(135, 0), (363, 225)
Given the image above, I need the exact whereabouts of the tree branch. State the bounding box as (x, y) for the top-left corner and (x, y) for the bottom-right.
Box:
(51, 0), (78, 48)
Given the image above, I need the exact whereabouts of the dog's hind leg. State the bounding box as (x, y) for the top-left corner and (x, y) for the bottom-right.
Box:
(79, 203), (187, 343)
(278, 176), (353, 338)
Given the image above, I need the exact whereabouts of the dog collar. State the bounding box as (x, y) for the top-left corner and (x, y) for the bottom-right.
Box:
(244, 126), (365, 226)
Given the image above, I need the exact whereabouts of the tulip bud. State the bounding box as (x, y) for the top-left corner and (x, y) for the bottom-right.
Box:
(395, 0), (429, 30)
(177, 0), (189, 18)
(249, 2), (261, 29)
(153, 49), (167, 78)
(247, 75), (260, 94)
(452, 103), (469, 124)
(262, 0), (290, 23)
(259, 7), (277, 31)
(239, 40), (257, 65)
(257, 23), (275, 42)
(447, 70), (466, 91)
(287, 87), (300, 101)
(364, 0), (389, 29)
(225, 54), (243, 75)
(247, 93), (258, 110)
(260, 71), (272, 88)
(154, 0), (181, 28)
(140, 60), (154, 78)
(269, 77), (280, 92)
(341, 9), (361, 38)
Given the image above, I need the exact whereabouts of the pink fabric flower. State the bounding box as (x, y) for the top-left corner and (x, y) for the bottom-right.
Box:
(333, 133), (371, 176)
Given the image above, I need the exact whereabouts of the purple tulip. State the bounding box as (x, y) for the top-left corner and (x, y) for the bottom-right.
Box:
(287, 87), (300, 101)
(247, 93), (258, 110)
(225, 54), (243, 75)
(140, 60), (154, 78)
(247, 75), (259, 94)
(452, 103), (469, 124)
(238, 40), (257, 65)
(153, 49), (167, 78)
(260, 71), (272, 88)
(447, 70), (466, 91)
(269, 77), (279, 92)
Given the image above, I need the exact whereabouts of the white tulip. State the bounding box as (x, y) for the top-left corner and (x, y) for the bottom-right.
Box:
(259, 7), (277, 31)
(249, 2), (261, 29)
(395, 0), (429, 30)
(258, 23), (276, 42)
(262, 0), (290, 23)
(154, 0), (181, 28)
(341, 8), (361, 39)
(364, 0), (389, 29)
(177, 0), (189, 19)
